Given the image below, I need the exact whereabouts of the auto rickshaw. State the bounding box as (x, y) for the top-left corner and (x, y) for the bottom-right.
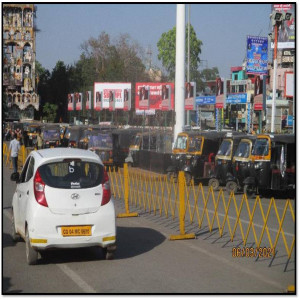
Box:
(112, 128), (141, 169)
(208, 132), (247, 190)
(167, 131), (226, 185)
(243, 134), (295, 197)
(26, 123), (42, 147)
(62, 125), (86, 147)
(225, 135), (257, 194)
(41, 124), (61, 148)
(88, 130), (114, 169)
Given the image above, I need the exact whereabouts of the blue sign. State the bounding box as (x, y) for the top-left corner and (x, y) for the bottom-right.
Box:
(226, 93), (247, 104)
(246, 36), (268, 75)
(287, 115), (293, 126)
(195, 96), (216, 105)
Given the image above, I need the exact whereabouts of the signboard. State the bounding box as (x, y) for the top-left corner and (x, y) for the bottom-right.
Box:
(271, 4), (295, 49)
(287, 115), (293, 126)
(184, 82), (196, 110)
(75, 92), (83, 111)
(85, 91), (92, 110)
(253, 76), (263, 110)
(215, 77), (225, 109)
(246, 36), (268, 75)
(284, 72), (294, 98)
(226, 93), (247, 104)
(195, 96), (216, 105)
(135, 82), (174, 111)
(135, 109), (156, 116)
(94, 82), (131, 111)
(67, 93), (74, 111)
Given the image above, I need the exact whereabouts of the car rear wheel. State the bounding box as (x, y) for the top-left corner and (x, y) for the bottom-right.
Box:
(11, 210), (20, 242)
(25, 228), (38, 265)
(103, 248), (114, 260)
(208, 178), (219, 190)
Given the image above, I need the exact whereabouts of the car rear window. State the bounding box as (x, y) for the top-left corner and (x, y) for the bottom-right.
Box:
(38, 160), (104, 189)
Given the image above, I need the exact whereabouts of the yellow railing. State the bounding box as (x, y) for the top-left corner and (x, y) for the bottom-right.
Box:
(109, 165), (295, 258)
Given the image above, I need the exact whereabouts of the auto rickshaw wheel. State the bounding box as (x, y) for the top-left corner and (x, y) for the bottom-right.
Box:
(243, 184), (256, 199)
(184, 172), (192, 186)
(208, 178), (219, 190)
(226, 181), (238, 194)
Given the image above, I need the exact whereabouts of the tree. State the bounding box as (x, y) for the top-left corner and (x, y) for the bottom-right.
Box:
(42, 102), (58, 122)
(157, 25), (202, 80)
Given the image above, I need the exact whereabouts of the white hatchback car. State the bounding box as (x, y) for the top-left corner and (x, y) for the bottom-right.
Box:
(11, 148), (116, 265)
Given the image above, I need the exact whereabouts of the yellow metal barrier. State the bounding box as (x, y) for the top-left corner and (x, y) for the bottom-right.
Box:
(110, 166), (295, 258)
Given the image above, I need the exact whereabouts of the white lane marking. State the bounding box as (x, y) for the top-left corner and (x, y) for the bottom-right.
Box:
(3, 209), (96, 293)
(56, 264), (97, 293)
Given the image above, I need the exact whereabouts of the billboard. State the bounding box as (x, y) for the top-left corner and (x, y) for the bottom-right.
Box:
(284, 72), (294, 98)
(226, 93), (247, 104)
(67, 93), (74, 111)
(135, 82), (174, 111)
(246, 36), (268, 75)
(75, 92), (83, 111)
(185, 82), (196, 110)
(85, 91), (92, 110)
(94, 82), (132, 111)
(215, 77), (225, 109)
(253, 76), (263, 110)
(271, 4), (295, 49)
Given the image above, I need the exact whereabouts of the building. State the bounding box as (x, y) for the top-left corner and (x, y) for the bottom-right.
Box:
(3, 4), (39, 121)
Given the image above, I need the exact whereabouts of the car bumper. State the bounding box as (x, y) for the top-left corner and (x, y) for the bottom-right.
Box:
(27, 201), (116, 250)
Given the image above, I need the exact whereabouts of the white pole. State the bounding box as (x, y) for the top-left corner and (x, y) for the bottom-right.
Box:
(271, 58), (277, 133)
(174, 4), (186, 143)
(187, 4), (190, 126)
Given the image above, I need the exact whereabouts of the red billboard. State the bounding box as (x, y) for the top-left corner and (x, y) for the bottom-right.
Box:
(135, 82), (174, 111)
(75, 92), (83, 111)
(67, 93), (74, 111)
(253, 76), (263, 111)
(184, 82), (196, 110)
(215, 78), (225, 109)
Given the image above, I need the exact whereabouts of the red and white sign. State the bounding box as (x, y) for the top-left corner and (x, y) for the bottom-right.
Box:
(85, 91), (92, 110)
(75, 92), (83, 111)
(184, 82), (196, 110)
(135, 82), (174, 111)
(67, 93), (74, 111)
(94, 82), (131, 111)
(215, 78), (224, 109)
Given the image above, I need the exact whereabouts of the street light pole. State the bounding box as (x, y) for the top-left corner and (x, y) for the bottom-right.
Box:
(271, 23), (278, 133)
(186, 4), (190, 126)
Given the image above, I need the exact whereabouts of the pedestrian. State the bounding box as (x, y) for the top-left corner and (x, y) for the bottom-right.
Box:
(9, 133), (20, 173)
(37, 131), (43, 149)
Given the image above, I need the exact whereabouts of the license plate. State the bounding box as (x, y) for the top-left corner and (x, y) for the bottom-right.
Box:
(50, 146), (54, 148)
(61, 226), (92, 237)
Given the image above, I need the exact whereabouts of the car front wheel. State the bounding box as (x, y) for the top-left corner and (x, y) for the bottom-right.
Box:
(25, 228), (38, 265)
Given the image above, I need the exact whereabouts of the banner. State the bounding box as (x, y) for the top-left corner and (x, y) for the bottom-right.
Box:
(67, 93), (74, 111)
(271, 4), (295, 49)
(94, 82), (131, 111)
(75, 92), (83, 111)
(195, 96), (216, 105)
(246, 36), (268, 75)
(184, 82), (196, 110)
(215, 78), (225, 109)
(226, 93), (247, 104)
(135, 82), (174, 111)
(253, 76), (263, 111)
(85, 91), (92, 110)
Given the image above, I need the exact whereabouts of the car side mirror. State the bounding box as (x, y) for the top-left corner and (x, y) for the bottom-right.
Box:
(10, 172), (20, 182)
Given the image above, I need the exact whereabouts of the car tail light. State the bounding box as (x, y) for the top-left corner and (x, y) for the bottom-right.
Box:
(33, 169), (48, 207)
(101, 169), (111, 206)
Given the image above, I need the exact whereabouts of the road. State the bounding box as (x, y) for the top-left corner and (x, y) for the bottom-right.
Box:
(2, 162), (295, 294)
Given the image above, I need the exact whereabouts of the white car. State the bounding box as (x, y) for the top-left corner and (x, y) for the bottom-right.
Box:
(11, 148), (116, 265)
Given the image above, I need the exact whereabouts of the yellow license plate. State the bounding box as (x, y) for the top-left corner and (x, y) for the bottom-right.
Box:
(50, 146), (54, 148)
(61, 226), (92, 237)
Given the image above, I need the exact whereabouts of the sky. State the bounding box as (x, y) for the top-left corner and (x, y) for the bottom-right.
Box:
(35, 3), (273, 78)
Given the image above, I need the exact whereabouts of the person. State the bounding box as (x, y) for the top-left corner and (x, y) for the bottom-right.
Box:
(279, 22), (289, 42)
(185, 82), (193, 98)
(37, 131), (43, 150)
(9, 133), (20, 173)
(254, 76), (261, 96)
(216, 78), (222, 96)
(162, 85), (169, 100)
(139, 87), (148, 100)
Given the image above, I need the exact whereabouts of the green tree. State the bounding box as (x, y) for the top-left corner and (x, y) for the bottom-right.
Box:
(157, 25), (202, 80)
(42, 102), (58, 122)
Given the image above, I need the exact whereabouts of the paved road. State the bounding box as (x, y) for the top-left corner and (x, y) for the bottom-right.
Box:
(2, 162), (295, 294)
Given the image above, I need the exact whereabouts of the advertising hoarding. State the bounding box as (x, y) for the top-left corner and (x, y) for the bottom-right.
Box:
(215, 77), (225, 109)
(284, 72), (294, 98)
(253, 76), (263, 111)
(195, 96), (216, 105)
(135, 82), (174, 111)
(67, 93), (74, 111)
(94, 82), (131, 111)
(246, 36), (268, 75)
(75, 92), (83, 111)
(226, 93), (247, 104)
(85, 91), (92, 110)
(184, 82), (196, 110)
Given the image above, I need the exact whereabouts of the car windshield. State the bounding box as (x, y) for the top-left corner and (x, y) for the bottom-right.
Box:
(174, 135), (188, 150)
(217, 140), (232, 156)
(252, 138), (269, 156)
(132, 135), (141, 146)
(43, 129), (60, 140)
(188, 137), (202, 152)
(234, 141), (251, 158)
(88, 133), (113, 149)
(67, 129), (81, 141)
(39, 160), (103, 189)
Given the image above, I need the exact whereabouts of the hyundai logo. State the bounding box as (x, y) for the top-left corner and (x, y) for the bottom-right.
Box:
(71, 193), (80, 200)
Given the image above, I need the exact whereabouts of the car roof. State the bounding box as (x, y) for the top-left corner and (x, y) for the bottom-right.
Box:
(31, 148), (101, 165)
